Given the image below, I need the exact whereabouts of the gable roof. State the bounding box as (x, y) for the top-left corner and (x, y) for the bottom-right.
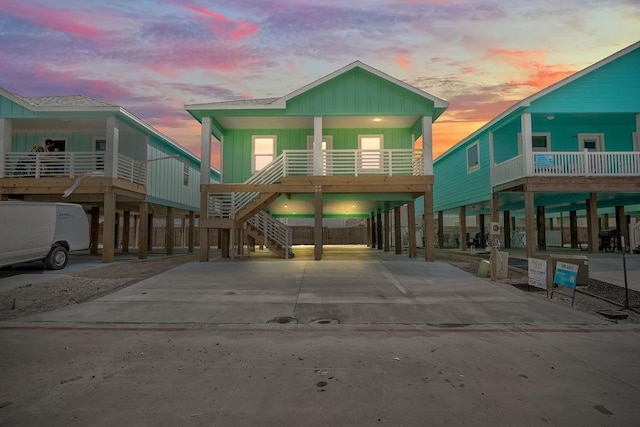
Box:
(185, 61), (448, 111)
(436, 40), (640, 161)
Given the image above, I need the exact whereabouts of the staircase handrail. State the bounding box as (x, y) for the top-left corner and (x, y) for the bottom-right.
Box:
(247, 210), (292, 258)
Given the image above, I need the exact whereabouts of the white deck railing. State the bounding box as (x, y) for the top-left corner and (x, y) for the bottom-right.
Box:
(2, 152), (146, 185)
(493, 151), (640, 186)
(248, 210), (292, 258)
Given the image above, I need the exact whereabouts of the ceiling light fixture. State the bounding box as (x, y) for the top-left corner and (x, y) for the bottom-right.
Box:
(546, 115), (555, 120)
(373, 118), (382, 122)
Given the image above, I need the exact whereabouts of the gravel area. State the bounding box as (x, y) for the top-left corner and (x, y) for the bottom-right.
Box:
(1, 250), (638, 324)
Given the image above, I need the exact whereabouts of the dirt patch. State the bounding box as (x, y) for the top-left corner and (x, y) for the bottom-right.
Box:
(0, 254), (197, 321)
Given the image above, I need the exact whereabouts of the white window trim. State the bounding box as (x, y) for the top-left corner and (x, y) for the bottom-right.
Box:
(251, 135), (277, 173)
(517, 132), (551, 154)
(467, 140), (480, 173)
(633, 132), (638, 151)
(182, 160), (190, 188)
(578, 133), (605, 152)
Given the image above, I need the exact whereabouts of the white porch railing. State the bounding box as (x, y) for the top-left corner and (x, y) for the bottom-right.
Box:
(493, 151), (640, 186)
(2, 152), (146, 185)
(282, 149), (423, 177)
(247, 210), (293, 259)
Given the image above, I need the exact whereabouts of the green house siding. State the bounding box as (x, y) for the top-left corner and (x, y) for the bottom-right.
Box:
(529, 49), (640, 113)
(0, 96), (36, 118)
(433, 136), (492, 213)
(286, 68), (435, 116)
(223, 127), (414, 183)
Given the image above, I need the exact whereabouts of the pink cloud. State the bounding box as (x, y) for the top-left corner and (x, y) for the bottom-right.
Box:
(487, 48), (576, 90)
(395, 54), (411, 70)
(0, 1), (106, 39)
(184, 5), (258, 40)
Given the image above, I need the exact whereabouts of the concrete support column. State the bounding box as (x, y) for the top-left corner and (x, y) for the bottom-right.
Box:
(90, 206), (100, 255)
(437, 210), (444, 249)
(394, 206), (402, 254)
(459, 206), (467, 251)
(384, 209), (390, 252)
(537, 205), (546, 251)
(586, 193), (599, 254)
(138, 202), (148, 259)
(503, 210), (511, 249)
(616, 206), (628, 251)
(102, 191), (116, 263)
(166, 206), (174, 255)
(188, 211), (195, 253)
(376, 213), (383, 250)
(570, 210), (578, 249)
(314, 185), (323, 260)
(424, 190), (435, 262)
(407, 201), (417, 258)
(524, 191), (535, 258)
(122, 210), (130, 253)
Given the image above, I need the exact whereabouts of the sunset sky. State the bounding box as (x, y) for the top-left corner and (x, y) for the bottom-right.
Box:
(1, 0), (637, 168)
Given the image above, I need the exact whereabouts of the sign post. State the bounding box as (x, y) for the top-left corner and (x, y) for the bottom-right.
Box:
(489, 222), (501, 281)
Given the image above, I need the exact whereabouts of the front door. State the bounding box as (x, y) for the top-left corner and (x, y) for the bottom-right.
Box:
(579, 133), (604, 173)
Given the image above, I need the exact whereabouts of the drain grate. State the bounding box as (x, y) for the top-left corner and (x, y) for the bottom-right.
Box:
(310, 318), (340, 325)
(267, 316), (298, 324)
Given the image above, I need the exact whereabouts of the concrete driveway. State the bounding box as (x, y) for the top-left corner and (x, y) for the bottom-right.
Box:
(1, 246), (639, 426)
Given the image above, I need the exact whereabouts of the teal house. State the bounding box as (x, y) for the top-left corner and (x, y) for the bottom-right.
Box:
(0, 88), (219, 262)
(433, 41), (640, 257)
(186, 61), (448, 261)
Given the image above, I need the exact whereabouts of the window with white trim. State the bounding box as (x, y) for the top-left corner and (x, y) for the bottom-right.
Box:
(358, 134), (383, 171)
(467, 141), (479, 172)
(517, 132), (550, 154)
(252, 136), (276, 172)
(183, 160), (189, 187)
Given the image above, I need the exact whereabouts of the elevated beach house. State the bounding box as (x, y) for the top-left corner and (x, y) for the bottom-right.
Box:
(186, 61), (448, 261)
(0, 88), (219, 262)
(432, 41), (640, 256)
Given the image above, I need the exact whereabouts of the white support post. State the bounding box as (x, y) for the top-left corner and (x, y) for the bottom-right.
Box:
(200, 117), (212, 186)
(313, 116), (323, 176)
(635, 114), (640, 150)
(521, 113), (533, 176)
(0, 119), (11, 177)
(105, 117), (119, 178)
(422, 116), (433, 175)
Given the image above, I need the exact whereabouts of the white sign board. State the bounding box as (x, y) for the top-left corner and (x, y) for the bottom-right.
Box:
(528, 258), (547, 289)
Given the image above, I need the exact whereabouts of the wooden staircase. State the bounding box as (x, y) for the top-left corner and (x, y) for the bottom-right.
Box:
(235, 192), (280, 223)
(246, 222), (295, 259)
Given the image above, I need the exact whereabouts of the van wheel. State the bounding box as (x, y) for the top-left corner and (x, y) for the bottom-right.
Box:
(44, 246), (69, 270)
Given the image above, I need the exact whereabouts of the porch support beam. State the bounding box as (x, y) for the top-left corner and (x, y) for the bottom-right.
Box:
(199, 192), (209, 261)
(524, 191), (535, 258)
(105, 117), (119, 179)
(384, 209), (391, 252)
(586, 193), (599, 254)
(424, 190), (435, 261)
(616, 205), (628, 251)
(394, 206), (402, 254)
(313, 116), (323, 176)
(366, 217), (372, 248)
(0, 118), (11, 178)
(570, 210), (578, 249)
(200, 117), (212, 186)
(166, 206), (174, 255)
(407, 200), (417, 258)
(422, 116), (433, 175)
(537, 205), (546, 251)
(437, 210), (444, 249)
(138, 202), (148, 259)
(376, 213), (383, 250)
(90, 206), (100, 255)
(188, 210), (195, 253)
(122, 210), (130, 253)
(503, 209), (511, 249)
(459, 206), (467, 251)
(521, 113), (533, 176)
(102, 191), (116, 263)
(371, 213), (377, 249)
(147, 212), (154, 251)
(314, 185), (323, 260)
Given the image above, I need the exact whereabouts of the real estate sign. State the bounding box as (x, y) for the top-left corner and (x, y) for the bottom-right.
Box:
(553, 262), (579, 288)
(528, 258), (547, 289)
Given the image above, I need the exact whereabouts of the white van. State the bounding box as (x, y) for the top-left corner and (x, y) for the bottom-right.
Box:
(0, 201), (90, 270)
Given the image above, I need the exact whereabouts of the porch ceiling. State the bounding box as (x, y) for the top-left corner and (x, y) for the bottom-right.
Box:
(217, 115), (420, 130)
